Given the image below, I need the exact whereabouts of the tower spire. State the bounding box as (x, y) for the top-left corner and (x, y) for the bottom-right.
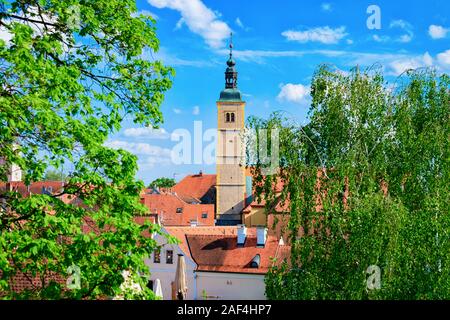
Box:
(225, 32), (237, 89)
(229, 32), (233, 59)
(218, 32), (242, 102)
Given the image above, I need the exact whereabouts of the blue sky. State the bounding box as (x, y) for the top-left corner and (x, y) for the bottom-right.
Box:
(106, 0), (450, 184)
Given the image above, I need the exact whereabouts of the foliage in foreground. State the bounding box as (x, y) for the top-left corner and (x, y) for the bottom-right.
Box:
(248, 66), (450, 299)
(0, 0), (174, 299)
(148, 177), (176, 190)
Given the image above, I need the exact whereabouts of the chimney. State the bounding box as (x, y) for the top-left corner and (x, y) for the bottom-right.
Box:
(199, 170), (203, 176)
(256, 226), (267, 247)
(237, 224), (246, 246)
(155, 214), (161, 226)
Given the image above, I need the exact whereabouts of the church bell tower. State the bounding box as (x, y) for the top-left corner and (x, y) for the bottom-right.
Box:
(216, 33), (246, 225)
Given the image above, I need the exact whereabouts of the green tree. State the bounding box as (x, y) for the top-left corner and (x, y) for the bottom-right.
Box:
(0, 0), (175, 299)
(148, 177), (176, 190)
(247, 65), (449, 299)
(43, 169), (66, 181)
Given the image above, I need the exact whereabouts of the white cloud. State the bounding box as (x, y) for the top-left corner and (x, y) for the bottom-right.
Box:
(148, 0), (231, 48)
(175, 17), (185, 30)
(0, 27), (12, 44)
(217, 47), (450, 74)
(423, 52), (434, 66)
(277, 83), (310, 105)
(152, 47), (213, 67)
(370, 20), (413, 44)
(282, 26), (348, 44)
(437, 49), (450, 66)
(390, 20), (408, 29)
(388, 52), (434, 75)
(192, 105), (200, 115)
(123, 127), (170, 139)
(173, 108), (182, 114)
(0, 7), (56, 46)
(105, 140), (172, 158)
(139, 155), (172, 169)
(132, 10), (159, 20)
(219, 49), (302, 63)
(235, 17), (244, 29)
(216, 48), (358, 63)
(389, 19), (413, 43)
(235, 17), (250, 31)
(398, 34), (412, 43)
(373, 34), (390, 42)
(321, 3), (332, 12)
(428, 25), (448, 39)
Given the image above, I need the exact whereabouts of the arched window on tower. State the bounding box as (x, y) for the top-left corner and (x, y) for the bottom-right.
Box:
(225, 113), (230, 122)
(230, 113), (235, 122)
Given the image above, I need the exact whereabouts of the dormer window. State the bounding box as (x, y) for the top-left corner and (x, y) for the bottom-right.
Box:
(250, 254), (260, 268)
(176, 207), (183, 214)
(42, 186), (53, 195)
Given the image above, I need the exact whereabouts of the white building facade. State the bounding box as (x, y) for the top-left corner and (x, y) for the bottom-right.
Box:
(145, 226), (279, 300)
(144, 227), (198, 300)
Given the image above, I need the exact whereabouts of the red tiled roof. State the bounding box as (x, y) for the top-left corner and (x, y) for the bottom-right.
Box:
(134, 215), (156, 225)
(172, 173), (216, 201)
(0, 181), (65, 197)
(165, 226), (257, 259)
(1, 270), (65, 295)
(244, 168), (355, 241)
(244, 195), (290, 214)
(246, 168), (285, 193)
(267, 213), (291, 239)
(140, 193), (214, 226)
(134, 215), (157, 238)
(185, 232), (281, 274)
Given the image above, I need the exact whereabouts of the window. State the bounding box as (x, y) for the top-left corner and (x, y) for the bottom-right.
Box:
(176, 207), (183, 213)
(201, 212), (208, 219)
(166, 250), (173, 264)
(225, 112), (235, 123)
(250, 254), (261, 268)
(153, 249), (161, 263)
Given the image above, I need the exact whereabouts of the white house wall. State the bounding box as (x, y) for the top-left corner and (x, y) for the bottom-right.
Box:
(144, 230), (197, 300)
(196, 271), (267, 300)
(144, 228), (268, 300)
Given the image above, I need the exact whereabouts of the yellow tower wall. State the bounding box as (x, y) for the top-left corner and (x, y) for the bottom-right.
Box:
(216, 101), (246, 220)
